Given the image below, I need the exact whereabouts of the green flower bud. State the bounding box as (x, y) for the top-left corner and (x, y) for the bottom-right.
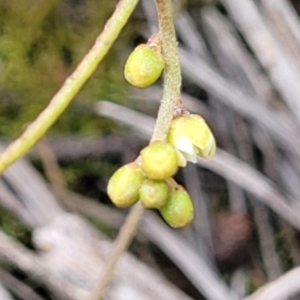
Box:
(139, 179), (169, 208)
(124, 44), (164, 88)
(159, 189), (194, 228)
(167, 114), (216, 166)
(140, 142), (178, 180)
(107, 163), (145, 207)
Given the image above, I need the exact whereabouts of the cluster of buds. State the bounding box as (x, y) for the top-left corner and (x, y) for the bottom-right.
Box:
(107, 114), (216, 228)
(109, 36), (216, 228)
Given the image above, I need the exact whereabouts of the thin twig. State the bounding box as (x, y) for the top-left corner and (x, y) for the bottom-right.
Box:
(220, 0), (300, 122)
(0, 145), (63, 228)
(261, 0), (300, 71)
(230, 269), (247, 299)
(0, 268), (45, 300)
(253, 202), (282, 280)
(179, 48), (300, 161)
(0, 0), (139, 174)
(200, 149), (300, 230)
(201, 7), (273, 102)
(182, 164), (214, 253)
(90, 201), (144, 300)
(243, 266), (300, 300)
(143, 213), (239, 300)
(36, 138), (69, 203)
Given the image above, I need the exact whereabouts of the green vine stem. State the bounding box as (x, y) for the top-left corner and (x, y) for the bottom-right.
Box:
(0, 0), (138, 174)
(90, 0), (183, 299)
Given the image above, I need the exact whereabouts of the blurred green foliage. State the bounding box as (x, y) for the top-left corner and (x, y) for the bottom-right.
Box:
(0, 0), (139, 241)
(0, 0), (134, 138)
(0, 204), (32, 247)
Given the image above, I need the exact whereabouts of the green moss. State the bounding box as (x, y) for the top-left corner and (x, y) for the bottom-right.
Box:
(61, 159), (118, 191)
(0, 0), (135, 138)
(0, 205), (32, 248)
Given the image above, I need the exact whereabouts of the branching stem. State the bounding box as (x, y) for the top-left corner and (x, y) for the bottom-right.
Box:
(91, 0), (182, 299)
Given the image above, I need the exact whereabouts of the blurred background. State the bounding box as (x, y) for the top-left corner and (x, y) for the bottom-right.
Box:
(1, 0), (300, 299)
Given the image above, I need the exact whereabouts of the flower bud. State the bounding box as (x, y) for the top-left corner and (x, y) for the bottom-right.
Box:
(140, 142), (178, 180)
(167, 114), (216, 166)
(139, 179), (169, 208)
(107, 163), (144, 207)
(159, 189), (194, 228)
(124, 44), (164, 88)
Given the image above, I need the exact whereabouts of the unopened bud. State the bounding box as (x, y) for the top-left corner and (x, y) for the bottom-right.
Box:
(107, 163), (144, 207)
(139, 179), (169, 208)
(159, 188), (194, 228)
(124, 44), (164, 88)
(140, 142), (178, 180)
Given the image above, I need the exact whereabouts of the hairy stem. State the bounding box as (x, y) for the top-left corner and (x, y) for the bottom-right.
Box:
(92, 0), (182, 299)
(0, 0), (138, 174)
(151, 0), (182, 142)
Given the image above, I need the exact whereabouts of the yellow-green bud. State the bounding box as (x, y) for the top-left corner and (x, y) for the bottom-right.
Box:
(140, 142), (178, 180)
(139, 179), (169, 208)
(107, 163), (145, 207)
(167, 114), (216, 166)
(124, 44), (164, 88)
(159, 189), (194, 228)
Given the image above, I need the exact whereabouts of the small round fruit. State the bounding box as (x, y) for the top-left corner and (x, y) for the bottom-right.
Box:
(140, 142), (178, 180)
(124, 44), (164, 88)
(139, 179), (169, 208)
(159, 189), (194, 228)
(107, 163), (144, 207)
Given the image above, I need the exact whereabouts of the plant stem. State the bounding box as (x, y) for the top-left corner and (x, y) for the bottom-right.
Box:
(90, 201), (145, 300)
(151, 0), (182, 142)
(0, 0), (138, 174)
(91, 0), (182, 299)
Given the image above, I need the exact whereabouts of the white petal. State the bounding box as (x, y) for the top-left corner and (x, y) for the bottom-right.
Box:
(184, 152), (198, 163)
(175, 137), (195, 155)
(175, 150), (187, 167)
(199, 134), (216, 158)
